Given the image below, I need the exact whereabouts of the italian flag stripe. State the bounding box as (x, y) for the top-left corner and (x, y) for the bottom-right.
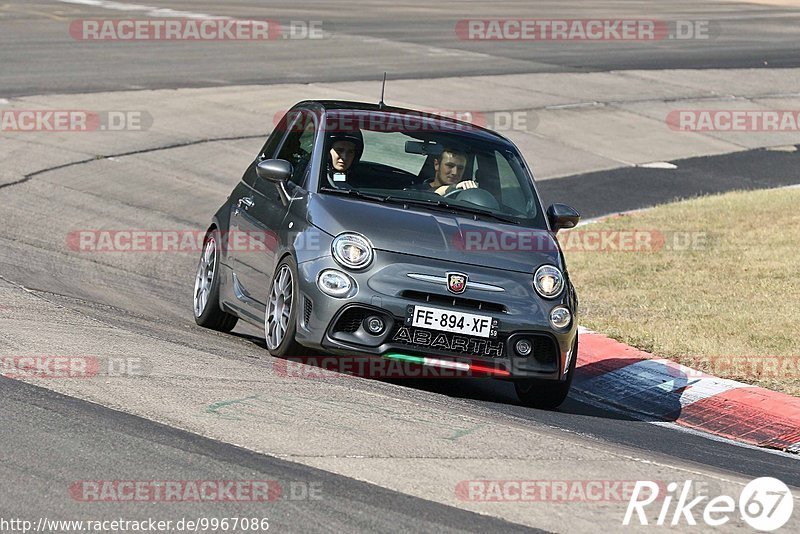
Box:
(384, 352), (508, 375)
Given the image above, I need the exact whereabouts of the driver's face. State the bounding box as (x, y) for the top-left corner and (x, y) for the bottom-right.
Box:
(330, 141), (357, 172)
(434, 151), (467, 185)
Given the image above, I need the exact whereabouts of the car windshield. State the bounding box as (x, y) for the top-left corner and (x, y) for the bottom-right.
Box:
(318, 110), (547, 228)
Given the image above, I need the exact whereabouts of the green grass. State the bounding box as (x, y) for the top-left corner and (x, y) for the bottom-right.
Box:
(564, 187), (800, 396)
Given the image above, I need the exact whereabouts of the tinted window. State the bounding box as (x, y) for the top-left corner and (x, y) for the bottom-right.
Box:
(361, 131), (425, 175)
(317, 110), (546, 228)
(259, 112), (292, 160)
(276, 110), (317, 186)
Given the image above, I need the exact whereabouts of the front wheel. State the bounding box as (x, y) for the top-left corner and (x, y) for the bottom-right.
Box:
(264, 256), (305, 357)
(514, 334), (578, 409)
(193, 229), (238, 332)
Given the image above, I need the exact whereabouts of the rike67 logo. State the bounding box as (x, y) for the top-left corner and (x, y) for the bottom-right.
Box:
(624, 477), (794, 531)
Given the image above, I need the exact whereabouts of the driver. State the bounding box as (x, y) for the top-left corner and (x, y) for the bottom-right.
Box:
(418, 146), (478, 196)
(325, 129), (363, 188)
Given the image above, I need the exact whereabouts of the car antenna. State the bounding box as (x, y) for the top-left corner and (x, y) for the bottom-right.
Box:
(379, 72), (387, 109)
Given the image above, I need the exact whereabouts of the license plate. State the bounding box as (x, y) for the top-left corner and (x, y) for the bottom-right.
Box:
(405, 305), (499, 338)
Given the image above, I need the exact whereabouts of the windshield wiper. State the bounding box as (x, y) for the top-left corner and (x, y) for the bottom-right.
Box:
(445, 203), (520, 225)
(319, 187), (390, 202)
(383, 196), (449, 209)
(383, 196), (520, 225)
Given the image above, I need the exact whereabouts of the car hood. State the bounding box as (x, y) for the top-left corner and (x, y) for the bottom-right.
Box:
(307, 193), (561, 274)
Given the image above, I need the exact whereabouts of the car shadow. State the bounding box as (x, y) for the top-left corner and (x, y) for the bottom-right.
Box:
(230, 332), (688, 424)
(230, 331), (267, 348)
(392, 356), (688, 424)
(570, 357), (690, 423)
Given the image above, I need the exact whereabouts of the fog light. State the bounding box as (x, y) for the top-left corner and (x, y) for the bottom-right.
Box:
(317, 269), (353, 298)
(550, 306), (572, 329)
(364, 315), (385, 335)
(515, 339), (533, 357)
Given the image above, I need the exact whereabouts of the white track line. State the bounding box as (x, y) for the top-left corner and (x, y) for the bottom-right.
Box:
(54, 0), (496, 62)
(54, 0), (226, 20)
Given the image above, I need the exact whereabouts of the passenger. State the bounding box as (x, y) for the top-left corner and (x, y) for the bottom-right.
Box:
(325, 130), (363, 188)
(418, 146), (478, 195)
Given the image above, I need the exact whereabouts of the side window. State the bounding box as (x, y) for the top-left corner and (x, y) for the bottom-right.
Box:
(245, 112), (295, 189)
(276, 110), (317, 186)
(259, 112), (292, 160)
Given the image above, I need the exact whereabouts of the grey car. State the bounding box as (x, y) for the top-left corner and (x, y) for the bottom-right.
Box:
(193, 100), (581, 408)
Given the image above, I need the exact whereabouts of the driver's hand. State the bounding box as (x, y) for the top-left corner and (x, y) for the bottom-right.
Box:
(455, 180), (478, 190)
(435, 181), (478, 196)
(435, 184), (453, 195)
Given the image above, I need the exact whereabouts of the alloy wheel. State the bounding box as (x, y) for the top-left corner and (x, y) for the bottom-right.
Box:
(265, 264), (293, 350)
(193, 236), (216, 317)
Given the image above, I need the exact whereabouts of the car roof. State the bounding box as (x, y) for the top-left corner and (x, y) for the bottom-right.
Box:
(294, 99), (512, 145)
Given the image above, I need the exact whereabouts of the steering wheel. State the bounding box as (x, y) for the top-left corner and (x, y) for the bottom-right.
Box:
(443, 187), (463, 199)
(444, 187), (500, 210)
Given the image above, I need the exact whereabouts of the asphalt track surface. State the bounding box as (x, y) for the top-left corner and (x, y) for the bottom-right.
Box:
(2, 0), (800, 96)
(537, 145), (800, 219)
(0, 376), (536, 533)
(2, 0), (800, 532)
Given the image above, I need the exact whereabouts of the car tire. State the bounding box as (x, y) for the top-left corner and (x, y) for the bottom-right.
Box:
(264, 256), (305, 357)
(193, 229), (238, 332)
(514, 334), (578, 409)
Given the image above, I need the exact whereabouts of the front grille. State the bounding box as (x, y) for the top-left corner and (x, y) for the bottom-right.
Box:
(333, 308), (367, 333)
(400, 290), (506, 313)
(531, 335), (558, 365)
(303, 297), (313, 326)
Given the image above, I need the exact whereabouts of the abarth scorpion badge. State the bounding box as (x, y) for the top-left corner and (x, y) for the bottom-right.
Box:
(447, 272), (468, 294)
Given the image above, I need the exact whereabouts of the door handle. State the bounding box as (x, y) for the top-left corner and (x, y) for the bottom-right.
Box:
(238, 196), (254, 209)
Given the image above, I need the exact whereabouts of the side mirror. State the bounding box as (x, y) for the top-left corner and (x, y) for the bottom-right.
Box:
(256, 159), (293, 183)
(547, 203), (581, 233)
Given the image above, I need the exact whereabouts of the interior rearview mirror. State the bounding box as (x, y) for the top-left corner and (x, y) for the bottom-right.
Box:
(404, 140), (442, 156)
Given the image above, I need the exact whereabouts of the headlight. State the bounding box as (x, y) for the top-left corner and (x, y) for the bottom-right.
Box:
(533, 265), (564, 299)
(332, 233), (373, 270)
(317, 269), (354, 297)
(549, 306), (572, 329)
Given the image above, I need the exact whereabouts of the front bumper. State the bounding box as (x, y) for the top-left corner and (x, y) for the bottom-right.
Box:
(294, 251), (578, 380)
